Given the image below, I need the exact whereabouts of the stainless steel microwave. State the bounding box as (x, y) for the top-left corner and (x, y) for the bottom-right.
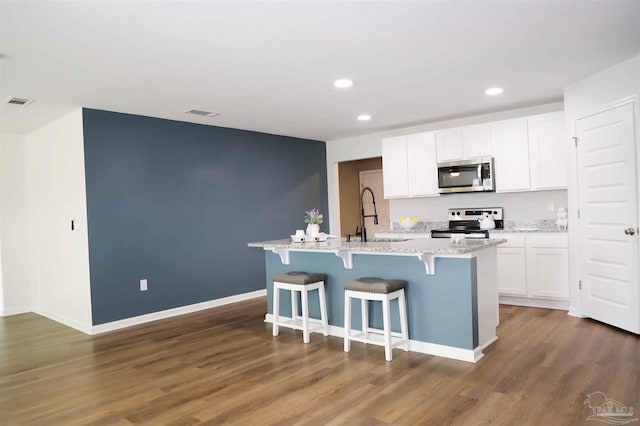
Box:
(437, 157), (495, 194)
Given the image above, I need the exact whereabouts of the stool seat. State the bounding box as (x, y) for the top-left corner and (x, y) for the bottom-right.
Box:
(344, 276), (409, 361)
(344, 277), (406, 294)
(272, 271), (328, 344)
(273, 271), (326, 286)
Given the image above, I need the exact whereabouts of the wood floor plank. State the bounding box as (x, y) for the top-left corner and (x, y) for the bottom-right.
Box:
(1, 297), (638, 425)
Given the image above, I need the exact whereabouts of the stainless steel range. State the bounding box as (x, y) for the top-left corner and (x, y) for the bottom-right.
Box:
(431, 207), (504, 239)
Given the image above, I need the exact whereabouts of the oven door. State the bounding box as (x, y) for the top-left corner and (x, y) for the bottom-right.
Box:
(437, 157), (494, 193)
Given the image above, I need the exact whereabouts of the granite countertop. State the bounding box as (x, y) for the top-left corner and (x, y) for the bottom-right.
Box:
(382, 219), (568, 234)
(248, 237), (506, 255)
(490, 227), (567, 233)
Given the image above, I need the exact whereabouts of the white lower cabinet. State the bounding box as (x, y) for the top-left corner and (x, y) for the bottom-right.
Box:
(496, 236), (527, 296)
(526, 236), (570, 299)
(493, 233), (569, 309)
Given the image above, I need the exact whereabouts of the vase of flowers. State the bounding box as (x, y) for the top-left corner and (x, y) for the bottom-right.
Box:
(304, 208), (323, 237)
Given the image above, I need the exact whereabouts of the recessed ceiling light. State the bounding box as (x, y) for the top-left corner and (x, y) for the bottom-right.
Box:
(357, 114), (372, 121)
(334, 79), (354, 88)
(485, 87), (504, 96)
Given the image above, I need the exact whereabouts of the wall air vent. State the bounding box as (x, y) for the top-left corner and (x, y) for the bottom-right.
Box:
(6, 97), (34, 106)
(184, 109), (220, 117)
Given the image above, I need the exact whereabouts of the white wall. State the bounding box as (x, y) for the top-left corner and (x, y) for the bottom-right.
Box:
(24, 108), (93, 331)
(326, 102), (565, 235)
(563, 54), (640, 318)
(0, 133), (32, 315)
(390, 190), (568, 222)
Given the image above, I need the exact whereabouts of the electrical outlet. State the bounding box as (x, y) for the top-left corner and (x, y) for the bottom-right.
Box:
(140, 279), (148, 291)
(547, 202), (555, 212)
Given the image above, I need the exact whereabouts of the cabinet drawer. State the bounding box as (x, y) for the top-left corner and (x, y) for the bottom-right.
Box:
(527, 235), (568, 248)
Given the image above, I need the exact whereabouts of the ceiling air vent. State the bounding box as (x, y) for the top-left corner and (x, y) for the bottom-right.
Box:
(6, 97), (34, 106)
(184, 109), (220, 117)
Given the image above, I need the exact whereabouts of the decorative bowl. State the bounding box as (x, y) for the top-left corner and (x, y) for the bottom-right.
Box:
(398, 217), (419, 230)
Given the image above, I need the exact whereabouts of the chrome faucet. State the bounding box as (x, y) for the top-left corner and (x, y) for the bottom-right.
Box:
(360, 186), (379, 242)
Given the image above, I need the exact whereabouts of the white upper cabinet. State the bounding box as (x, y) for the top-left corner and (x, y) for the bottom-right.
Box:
(462, 123), (492, 159)
(491, 118), (531, 192)
(528, 111), (568, 190)
(436, 123), (492, 162)
(382, 132), (439, 199)
(407, 132), (439, 197)
(382, 110), (567, 199)
(435, 128), (463, 162)
(381, 136), (409, 197)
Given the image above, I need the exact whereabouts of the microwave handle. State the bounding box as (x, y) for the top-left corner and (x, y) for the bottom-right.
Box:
(477, 163), (482, 180)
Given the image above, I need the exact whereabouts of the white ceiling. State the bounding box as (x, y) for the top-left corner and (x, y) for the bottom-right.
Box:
(1, 1), (639, 141)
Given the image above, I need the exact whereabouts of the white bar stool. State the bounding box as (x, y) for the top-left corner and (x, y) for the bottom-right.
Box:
(272, 271), (329, 343)
(344, 277), (409, 361)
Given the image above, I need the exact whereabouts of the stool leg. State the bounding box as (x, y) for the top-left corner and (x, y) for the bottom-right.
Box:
(318, 283), (329, 336)
(301, 287), (310, 343)
(344, 293), (351, 353)
(398, 289), (409, 351)
(291, 288), (298, 322)
(272, 284), (280, 337)
(361, 298), (368, 341)
(382, 295), (392, 361)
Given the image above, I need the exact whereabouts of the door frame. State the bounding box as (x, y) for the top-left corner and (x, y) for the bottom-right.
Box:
(567, 95), (640, 319)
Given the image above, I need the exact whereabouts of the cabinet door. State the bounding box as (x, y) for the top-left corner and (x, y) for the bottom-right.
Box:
(436, 128), (463, 162)
(491, 118), (531, 192)
(526, 235), (569, 299)
(496, 247), (527, 296)
(462, 123), (492, 159)
(407, 132), (439, 197)
(528, 111), (568, 190)
(382, 136), (409, 198)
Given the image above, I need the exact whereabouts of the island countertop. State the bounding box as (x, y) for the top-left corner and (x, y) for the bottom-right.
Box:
(248, 237), (506, 255)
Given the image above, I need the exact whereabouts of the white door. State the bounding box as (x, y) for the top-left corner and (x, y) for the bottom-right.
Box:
(359, 170), (390, 236)
(576, 101), (639, 334)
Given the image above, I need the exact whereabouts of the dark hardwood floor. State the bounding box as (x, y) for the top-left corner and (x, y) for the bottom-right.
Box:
(1, 297), (638, 425)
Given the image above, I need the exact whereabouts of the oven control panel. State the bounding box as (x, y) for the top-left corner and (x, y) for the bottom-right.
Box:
(448, 207), (503, 221)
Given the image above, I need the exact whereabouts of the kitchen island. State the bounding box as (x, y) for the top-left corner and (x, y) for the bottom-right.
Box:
(248, 237), (505, 362)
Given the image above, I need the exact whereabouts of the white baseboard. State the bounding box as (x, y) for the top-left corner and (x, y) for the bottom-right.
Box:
(34, 309), (93, 334)
(1, 306), (32, 317)
(499, 295), (569, 310)
(567, 307), (586, 318)
(264, 313), (485, 363)
(91, 289), (267, 335)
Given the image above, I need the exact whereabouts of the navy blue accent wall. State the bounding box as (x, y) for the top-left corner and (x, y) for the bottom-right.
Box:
(82, 109), (328, 325)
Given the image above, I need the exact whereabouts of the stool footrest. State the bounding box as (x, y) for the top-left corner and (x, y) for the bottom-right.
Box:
(346, 331), (408, 349)
(273, 317), (326, 333)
